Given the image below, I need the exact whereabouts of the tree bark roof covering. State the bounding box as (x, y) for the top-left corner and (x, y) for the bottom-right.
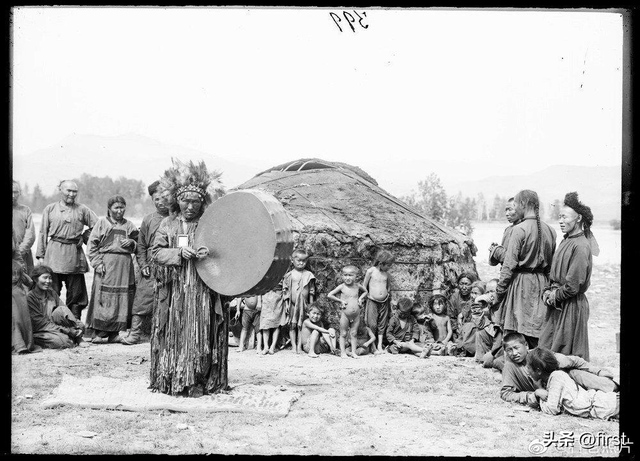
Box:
(236, 159), (474, 250)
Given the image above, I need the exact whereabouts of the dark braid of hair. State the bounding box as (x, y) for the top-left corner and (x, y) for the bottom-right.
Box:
(517, 190), (542, 261)
(534, 200), (542, 254)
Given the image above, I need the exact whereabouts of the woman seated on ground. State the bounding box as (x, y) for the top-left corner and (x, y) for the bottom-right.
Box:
(26, 265), (88, 349)
(12, 258), (41, 354)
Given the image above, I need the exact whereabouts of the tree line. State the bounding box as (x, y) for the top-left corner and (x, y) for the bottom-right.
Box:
(18, 174), (156, 218)
(400, 173), (572, 237)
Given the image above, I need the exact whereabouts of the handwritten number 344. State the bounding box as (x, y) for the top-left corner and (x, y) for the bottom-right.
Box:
(330, 11), (369, 32)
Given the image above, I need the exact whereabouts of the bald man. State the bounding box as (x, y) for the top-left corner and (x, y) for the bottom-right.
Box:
(36, 180), (98, 321)
(12, 181), (36, 274)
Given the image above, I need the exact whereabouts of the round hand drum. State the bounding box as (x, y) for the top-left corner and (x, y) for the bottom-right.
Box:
(194, 189), (294, 297)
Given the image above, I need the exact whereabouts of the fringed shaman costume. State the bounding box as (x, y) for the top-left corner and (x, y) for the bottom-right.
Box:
(149, 159), (228, 396)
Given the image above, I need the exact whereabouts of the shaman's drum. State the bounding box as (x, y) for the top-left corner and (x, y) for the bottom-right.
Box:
(194, 189), (294, 297)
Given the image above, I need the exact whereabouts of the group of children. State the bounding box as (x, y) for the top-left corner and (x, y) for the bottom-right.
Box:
(230, 247), (619, 422)
(232, 249), (502, 362)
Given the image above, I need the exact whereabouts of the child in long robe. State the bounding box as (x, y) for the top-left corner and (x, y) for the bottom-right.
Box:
(282, 249), (316, 354)
(456, 281), (485, 357)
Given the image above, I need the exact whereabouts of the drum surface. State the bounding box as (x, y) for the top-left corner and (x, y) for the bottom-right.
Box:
(195, 189), (294, 296)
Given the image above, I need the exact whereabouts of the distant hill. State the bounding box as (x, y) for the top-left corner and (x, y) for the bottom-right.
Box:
(446, 165), (621, 222)
(12, 133), (264, 195)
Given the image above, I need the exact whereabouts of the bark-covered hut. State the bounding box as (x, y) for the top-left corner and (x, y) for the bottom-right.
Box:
(234, 158), (478, 328)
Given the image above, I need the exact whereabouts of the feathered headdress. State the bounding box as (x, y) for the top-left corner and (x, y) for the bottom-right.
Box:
(563, 191), (600, 256)
(159, 158), (225, 207)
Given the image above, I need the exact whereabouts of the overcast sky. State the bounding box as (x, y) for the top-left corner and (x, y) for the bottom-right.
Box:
(11, 7), (624, 197)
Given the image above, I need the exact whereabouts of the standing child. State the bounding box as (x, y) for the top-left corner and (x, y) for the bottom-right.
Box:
(385, 297), (431, 358)
(327, 265), (368, 358)
(425, 293), (454, 355)
(282, 249), (316, 354)
(300, 304), (337, 358)
(234, 295), (262, 353)
(363, 249), (395, 353)
(527, 347), (618, 420)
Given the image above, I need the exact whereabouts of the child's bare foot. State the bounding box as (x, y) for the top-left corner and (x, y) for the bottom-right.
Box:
(420, 345), (432, 359)
(268, 348), (275, 355)
(374, 349), (385, 355)
(308, 352), (319, 358)
(351, 352), (359, 359)
(256, 348), (263, 355)
(341, 352), (348, 358)
(236, 347), (244, 353)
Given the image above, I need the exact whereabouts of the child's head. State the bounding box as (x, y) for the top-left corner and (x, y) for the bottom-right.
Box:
(12, 260), (23, 285)
(397, 297), (413, 319)
(470, 281), (485, 301)
(502, 332), (529, 364)
(526, 347), (559, 381)
(457, 273), (476, 296)
(307, 303), (323, 322)
(411, 304), (428, 322)
(341, 265), (359, 285)
(373, 249), (395, 271)
(291, 249), (309, 271)
(429, 294), (449, 315)
(31, 265), (54, 291)
(485, 278), (498, 295)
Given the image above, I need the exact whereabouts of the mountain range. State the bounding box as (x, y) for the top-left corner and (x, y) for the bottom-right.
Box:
(12, 133), (621, 222)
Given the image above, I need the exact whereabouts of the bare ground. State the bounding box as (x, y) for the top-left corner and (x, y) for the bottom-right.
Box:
(12, 230), (621, 455)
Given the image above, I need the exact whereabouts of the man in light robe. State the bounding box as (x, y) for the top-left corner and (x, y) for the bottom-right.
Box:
(36, 180), (98, 321)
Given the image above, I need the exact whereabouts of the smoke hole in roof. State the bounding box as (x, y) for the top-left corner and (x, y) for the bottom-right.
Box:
(281, 160), (335, 172)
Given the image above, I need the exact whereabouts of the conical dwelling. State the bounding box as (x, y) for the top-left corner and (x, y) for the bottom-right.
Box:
(235, 158), (478, 327)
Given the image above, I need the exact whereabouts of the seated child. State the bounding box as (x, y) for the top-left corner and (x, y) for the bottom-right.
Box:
(363, 249), (395, 353)
(385, 297), (431, 358)
(500, 332), (618, 408)
(300, 304), (337, 358)
(412, 303), (435, 346)
(527, 347), (619, 420)
(327, 265), (368, 359)
(345, 314), (377, 356)
(455, 281), (486, 357)
(425, 293), (454, 356)
(234, 295), (262, 353)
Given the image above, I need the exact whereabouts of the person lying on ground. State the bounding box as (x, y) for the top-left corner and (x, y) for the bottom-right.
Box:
(327, 264), (368, 359)
(500, 332), (617, 408)
(300, 304), (337, 358)
(528, 347), (618, 420)
(385, 297), (431, 358)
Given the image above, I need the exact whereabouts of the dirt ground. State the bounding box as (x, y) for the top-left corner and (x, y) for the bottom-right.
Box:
(12, 220), (621, 456)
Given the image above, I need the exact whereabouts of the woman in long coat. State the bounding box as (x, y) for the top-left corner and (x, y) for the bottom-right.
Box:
(85, 195), (138, 343)
(539, 192), (598, 361)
